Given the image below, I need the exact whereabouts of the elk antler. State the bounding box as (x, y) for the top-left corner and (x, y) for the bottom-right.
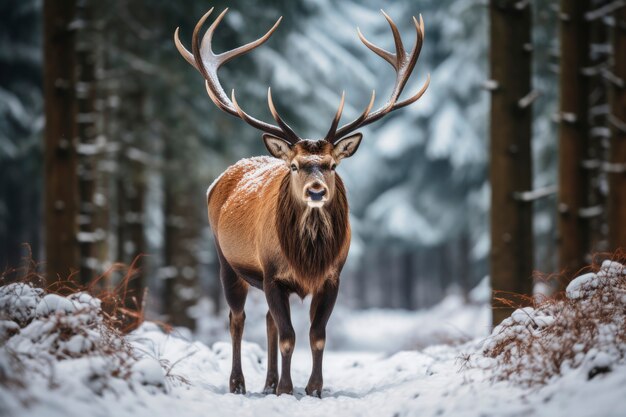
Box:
(174, 8), (301, 144)
(175, 9), (428, 146)
(325, 11), (430, 144)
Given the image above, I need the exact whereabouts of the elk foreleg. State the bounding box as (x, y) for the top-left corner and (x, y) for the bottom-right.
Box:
(306, 279), (339, 398)
(263, 310), (279, 394)
(264, 280), (295, 395)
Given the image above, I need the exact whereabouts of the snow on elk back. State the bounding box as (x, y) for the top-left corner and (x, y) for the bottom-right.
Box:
(215, 156), (286, 212)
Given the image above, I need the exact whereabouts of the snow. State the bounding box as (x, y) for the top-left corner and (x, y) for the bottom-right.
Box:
(2, 271), (626, 417)
(35, 293), (77, 316)
(131, 357), (167, 391)
(207, 156), (286, 204)
(482, 261), (626, 386)
(0, 283), (43, 325)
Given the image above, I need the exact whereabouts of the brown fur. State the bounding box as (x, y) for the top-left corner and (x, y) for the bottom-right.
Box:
(207, 141), (354, 397)
(276, 173), (349, 289)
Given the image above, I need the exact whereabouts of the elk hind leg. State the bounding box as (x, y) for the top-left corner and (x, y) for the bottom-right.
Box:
(218, 249), (248, 394)
(264, 280), (295, 395)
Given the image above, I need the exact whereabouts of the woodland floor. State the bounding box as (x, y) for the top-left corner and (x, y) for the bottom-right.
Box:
(3, 280), (626, 417)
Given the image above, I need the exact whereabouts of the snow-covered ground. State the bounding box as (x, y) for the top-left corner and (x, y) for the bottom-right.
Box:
(1, 267), (626, 417)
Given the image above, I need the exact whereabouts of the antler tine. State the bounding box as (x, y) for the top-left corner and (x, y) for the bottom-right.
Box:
(175, 9), (300, 142)
(192, 9), (219, 83)
(333, 12), (429, 142)
(324, 91), (346, 142)
(220, 17), (283, 66)
(357, 27), (396, 69)
(380, 10), (405, 63)
(395, 73), (430, 109)
(229, 89), (290, 138)
(331, 91), (375, 142)
(268, 88), (300, 144)
(200, 8), (228, 58)
(173, 8), (214, 71)
(411, 15), (425, 67)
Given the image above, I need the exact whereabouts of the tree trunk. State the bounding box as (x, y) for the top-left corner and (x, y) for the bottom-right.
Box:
(608, 5), (626, 252)
(43, 0), (79, 286)
(400, 250), (414, 310)
(489, 0), (534, 326)
(587, 5), (610, 256)
(162, 135), (202, 330)
(116, 87), (147, 314)
(459, 232), (471, 302)
(557, 0), (592, 284)
(76, 0), (103, 284)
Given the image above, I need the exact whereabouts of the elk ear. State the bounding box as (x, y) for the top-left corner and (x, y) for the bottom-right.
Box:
(333, 133), (363, 161)
(263, 134), (293, 161)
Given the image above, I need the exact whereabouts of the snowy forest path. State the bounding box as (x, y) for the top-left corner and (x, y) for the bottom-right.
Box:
(12, 315), (626, 417)
(129, 328), (467, 417)
(116, 324), (626, 417)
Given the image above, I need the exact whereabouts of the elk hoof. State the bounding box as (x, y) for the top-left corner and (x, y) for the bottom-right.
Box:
(229, 375), (246, 394)
(276, 379), (293, 396)
(305, 380), (323, 398)
(263, 379), (277, 395)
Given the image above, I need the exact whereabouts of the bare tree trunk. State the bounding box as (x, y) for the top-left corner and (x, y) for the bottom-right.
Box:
(43, 0), (79, 286)
(91, 25), (111, 286)
(116, 87), (147, 313)
(76, 0), (103, 284)
(400, 250), (414, 310)
(162, 135), (202, 330)
(459, 232), (471, 302)
(557, 0), (592, 284)
(609, 4), (626, 251)
(587, 5), (611, 256)
(489, 0), (534, 326)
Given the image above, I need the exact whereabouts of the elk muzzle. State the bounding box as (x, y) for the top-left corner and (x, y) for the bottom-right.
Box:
(304, 181), (329, 208)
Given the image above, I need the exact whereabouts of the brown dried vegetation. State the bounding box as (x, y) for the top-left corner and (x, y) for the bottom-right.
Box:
(482, 251), (626, 385)
(0, 253), (147, 391)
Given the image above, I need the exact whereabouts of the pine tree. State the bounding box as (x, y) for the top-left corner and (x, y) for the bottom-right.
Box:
(489, 0), (534, 325)
(608, 3), (626, 250)
(43, 0), (80, 285)
(557, 0), (592, 281)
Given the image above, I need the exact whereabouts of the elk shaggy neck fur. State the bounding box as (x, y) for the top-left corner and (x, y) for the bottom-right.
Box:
(276, 173), (349, 287)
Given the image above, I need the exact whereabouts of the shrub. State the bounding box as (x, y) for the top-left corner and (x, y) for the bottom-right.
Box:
(482, 257), (626, 385)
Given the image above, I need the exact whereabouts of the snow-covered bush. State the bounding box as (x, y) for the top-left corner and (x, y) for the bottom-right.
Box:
(0, 282), (44, 326)
(482, 259), (626, 385)
(0, 280), (168, 400)
(0, 284), (134, 391)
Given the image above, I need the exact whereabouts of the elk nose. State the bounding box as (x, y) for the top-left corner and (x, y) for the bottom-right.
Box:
(307, 187), (327, 201)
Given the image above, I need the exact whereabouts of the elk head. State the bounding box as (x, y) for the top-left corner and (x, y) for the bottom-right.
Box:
(174, 8), (430, 209)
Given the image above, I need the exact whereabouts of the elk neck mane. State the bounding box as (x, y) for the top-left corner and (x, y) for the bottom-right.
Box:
(276, 173), (349, 284)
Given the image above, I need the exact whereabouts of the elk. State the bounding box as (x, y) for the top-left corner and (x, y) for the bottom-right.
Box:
(174, 7), (429, 397)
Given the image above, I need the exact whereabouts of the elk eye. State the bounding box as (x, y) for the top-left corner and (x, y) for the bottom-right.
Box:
(290, 164), (298, 172)
(331, 164), (337, 171)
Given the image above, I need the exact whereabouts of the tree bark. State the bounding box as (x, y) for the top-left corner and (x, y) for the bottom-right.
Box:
(557, 0), (592, 284)
(459, 232), (471, 302)
(587, 6), (610, 256)
(400, 250), (414, 310)
(608, 5), (626, 252)
(76, 0), (103, 284)
(162, 134), (202, 330)
(489, 0), (534, 326)
(116, 87), (147, 314)
(43, 0), (79, 286)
